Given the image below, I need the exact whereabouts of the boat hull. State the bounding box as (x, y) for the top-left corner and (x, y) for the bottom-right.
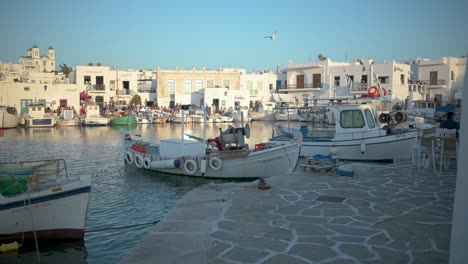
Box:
(270, 130), (419, 161)
(0, 179), (91, 242)
(0, 111), (20, 129)
(57, 118), (81, 127)
(126, 144), (300, 179)
(120, 130), (301, 179)
(24, 117), (55, 128)
(82, 117), (109, 126)
(250, 111), (275, 121)
(110, 116), (136, 126)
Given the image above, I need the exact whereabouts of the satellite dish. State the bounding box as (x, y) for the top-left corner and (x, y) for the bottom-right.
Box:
(318, 54), (327, 61)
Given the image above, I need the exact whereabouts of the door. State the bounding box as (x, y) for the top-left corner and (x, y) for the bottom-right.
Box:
(59, 99), (67, 108)
(296, 75), (304, 89)
(430, 71), (438, 85)
(20, 99), (33, 115)
(212, 99), (219, 113)
(313, 74), (321, 88)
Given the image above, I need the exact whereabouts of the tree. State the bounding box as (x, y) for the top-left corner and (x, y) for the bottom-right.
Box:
(129, 94), (142, 106)
(59, 64), (72, 77)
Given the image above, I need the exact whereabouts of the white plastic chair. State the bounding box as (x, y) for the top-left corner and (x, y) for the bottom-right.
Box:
(439, 137), (458, 172)
(435, 128), (458, 172)
(436, 128), (457, 138)
(416, 136), (437, 171)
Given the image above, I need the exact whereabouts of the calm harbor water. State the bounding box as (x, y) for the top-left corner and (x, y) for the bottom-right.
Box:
(0, 121), (274, 263)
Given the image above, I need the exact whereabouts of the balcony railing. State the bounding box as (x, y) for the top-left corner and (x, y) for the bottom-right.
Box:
(116, 89), (131, 95)
(280, 83), (322, 89)
(419, 80), (446, 86)
(88, 84), (106, 92)
(137, 88), (156, 93)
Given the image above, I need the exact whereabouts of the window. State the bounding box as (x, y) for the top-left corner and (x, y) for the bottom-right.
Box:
(43, 60), (46, 66)
(24, 87), (30, 91)
(334, 76), (340, 86)
(247, 81), (253, 90)
(378, 76), (389, 84)
(223, 80), (230, 88)
(168, 79), (175, 94)
(361, 75), (367, 83)
(340, 110), (365, 128)
(84, 76), (91, 85)
(364, 109), (375, 128)
(110, 80), (115, 90)
(185, 80), (192, 93)
(257, 81), (263, 91)
(451, 71), (454, 81)
(207, 80), (214, 88)
(195, 79), (203, 91)
(400, 74), (405, 85)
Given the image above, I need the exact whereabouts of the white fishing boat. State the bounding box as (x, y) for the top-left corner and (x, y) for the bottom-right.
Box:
(0, 159), (91, 243)
(135, 114), (151, 124)
(250, 102), (276, 121)
(171, 112), (190, 123)
(269, 102), (421, 161)
(119, 113), (301, 179)
(0, 105), (20, 129)
(275, 108), (300, 121)
(56, 109), (80, 127)
(189, 110), (223, 123)
(406, 100), (437, 121)
(80, 104), (109, 126)
(22, 102), (55, 128)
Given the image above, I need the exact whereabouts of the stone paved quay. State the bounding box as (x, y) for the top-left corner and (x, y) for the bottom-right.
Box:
(121, 161), (456, 264)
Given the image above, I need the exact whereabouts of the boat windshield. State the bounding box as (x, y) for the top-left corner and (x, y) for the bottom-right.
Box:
(340, 110), (365, 128)
(365, 109), (376, 129)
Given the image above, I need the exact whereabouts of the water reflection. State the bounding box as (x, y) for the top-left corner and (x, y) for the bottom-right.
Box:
(0, 122), (274, 263)
(0, 241), (86, 264)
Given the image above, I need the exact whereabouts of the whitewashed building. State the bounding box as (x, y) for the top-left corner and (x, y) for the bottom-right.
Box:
(274, 57), (411, 106)
(70, 64), (139, 107)
(407, 56), (466, 104)
(192, 88), (250, 112)
(0, 82), (80, 115)
(240, 71), (277, 109)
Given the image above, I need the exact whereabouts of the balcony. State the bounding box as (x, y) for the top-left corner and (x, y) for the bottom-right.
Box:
(88, 84), (106, 92)
(278, 83), (322, 92)
(419, 80), (447, 89)
(137, 88), (156, 93)
(116, 89), (132, 96)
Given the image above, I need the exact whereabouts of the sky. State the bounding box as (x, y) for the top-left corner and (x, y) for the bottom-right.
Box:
(1, 0), (467, 73)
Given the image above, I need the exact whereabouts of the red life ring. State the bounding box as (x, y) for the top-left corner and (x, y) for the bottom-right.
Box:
(368, 86), (379, 97)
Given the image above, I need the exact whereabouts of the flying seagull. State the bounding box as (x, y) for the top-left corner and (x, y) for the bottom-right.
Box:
(264, 29), (277, 40)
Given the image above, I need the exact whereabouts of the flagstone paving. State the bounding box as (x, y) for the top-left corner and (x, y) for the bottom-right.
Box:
(121, 161), (456, 264)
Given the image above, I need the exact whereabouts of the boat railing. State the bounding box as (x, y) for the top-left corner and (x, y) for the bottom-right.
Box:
(0, 159), (69, 182)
